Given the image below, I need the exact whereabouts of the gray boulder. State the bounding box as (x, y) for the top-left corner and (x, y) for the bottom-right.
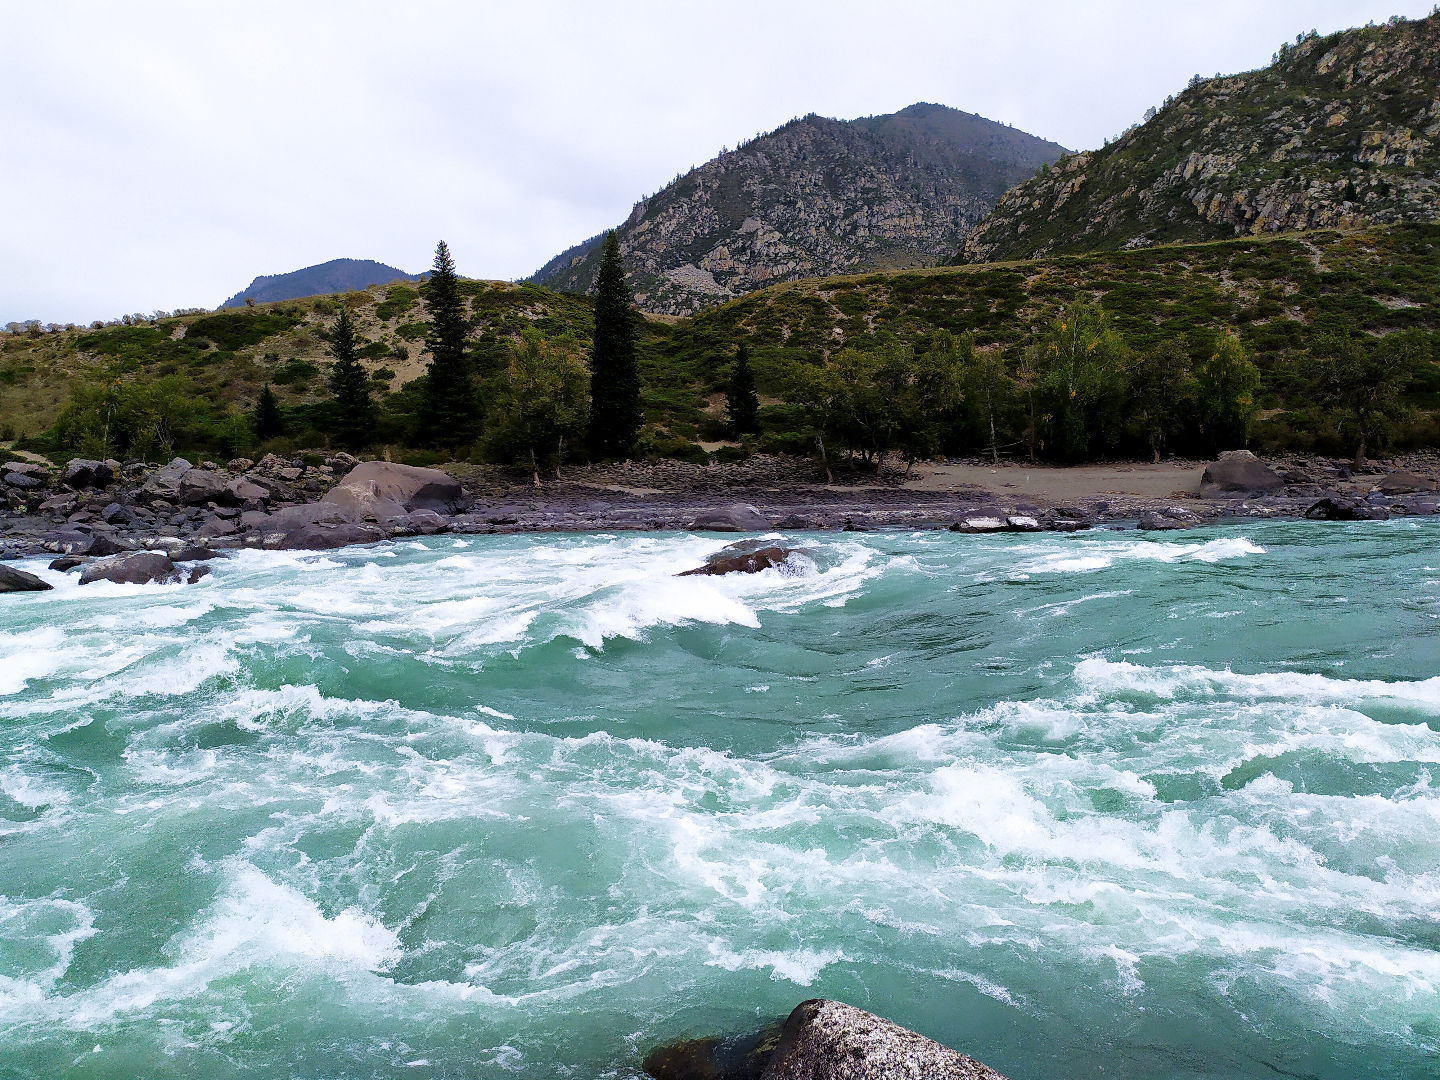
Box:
(224, 477), (268, 504)
(79, 551), (182, 586)
(100, 502), (135, 525)
(61, 458), (114, 489)
(949, 507), (1008, 533)
(178, 469), (228, 506)
(1138, 512), (1185, 531)
(760, 1000), (1007, 1080)
(0, 564), (53, 592)
(3, 471), (44, 489)
(688, 504), (771, 532)
(1199, 450), (1283, 499)
(321, 460), (465, 521)
(140, 457), (194, 499)
(1377, 470), (1438, 495)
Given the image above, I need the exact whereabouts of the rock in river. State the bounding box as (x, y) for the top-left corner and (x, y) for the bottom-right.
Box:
(760, 1000), (1007, 1080)
(79, 551), (183, 586)
(0, 564), (53, 592)
(678, 546), (792, 576)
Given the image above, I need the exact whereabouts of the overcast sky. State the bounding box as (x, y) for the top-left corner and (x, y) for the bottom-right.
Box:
(4, 1), (1434, 324)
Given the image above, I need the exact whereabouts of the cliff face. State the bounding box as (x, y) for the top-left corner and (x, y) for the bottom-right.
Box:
(530, 103), (1067, 315)
(961, 15), (1440, 263)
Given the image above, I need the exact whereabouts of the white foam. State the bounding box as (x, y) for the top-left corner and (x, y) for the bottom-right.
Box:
(703, 941), (843, 986)
(1017, 536), (1265, 575)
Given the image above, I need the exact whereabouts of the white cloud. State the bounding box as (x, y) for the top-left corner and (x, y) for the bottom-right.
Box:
(2, 0), (1431, 323)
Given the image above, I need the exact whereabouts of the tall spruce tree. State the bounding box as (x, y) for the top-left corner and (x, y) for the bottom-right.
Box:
(253, 384), (285, 440)
(326, 305), (375, 452)
(416, 240), (481, 448)
(587, 231), (642, 458)
(726, 340), (760, 435)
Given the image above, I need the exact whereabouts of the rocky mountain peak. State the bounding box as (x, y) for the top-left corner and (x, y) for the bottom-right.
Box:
(530, 104), (1067, 315)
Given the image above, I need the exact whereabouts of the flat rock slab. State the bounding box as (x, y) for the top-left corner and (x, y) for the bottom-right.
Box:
(79, 552), (182, 586)
(760, 1000), (1007, 1080)
(688, 504), (771, 532)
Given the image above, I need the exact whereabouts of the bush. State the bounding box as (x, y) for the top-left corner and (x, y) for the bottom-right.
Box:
(272, 359), (319, 386)
(396, 321), (428, 342)
(186, 310), (301, 351)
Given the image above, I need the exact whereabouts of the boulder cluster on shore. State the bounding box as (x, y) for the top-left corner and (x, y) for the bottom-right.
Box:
(2, 449), (1437, 586)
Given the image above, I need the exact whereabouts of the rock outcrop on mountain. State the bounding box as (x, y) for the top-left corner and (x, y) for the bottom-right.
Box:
(530, 103), (1067, 315)
(962, 14), (1440, 263)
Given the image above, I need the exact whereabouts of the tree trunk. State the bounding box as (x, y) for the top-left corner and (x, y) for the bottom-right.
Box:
(1353, 431), (1367, 469)
(816, 433), (833, 484)
(530, 447), (541, 488)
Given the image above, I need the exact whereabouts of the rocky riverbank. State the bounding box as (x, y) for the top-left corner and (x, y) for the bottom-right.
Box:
(2, 450), (1437, 578)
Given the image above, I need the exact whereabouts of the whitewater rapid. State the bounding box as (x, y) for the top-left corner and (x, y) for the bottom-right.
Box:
(1, 521), (1437, 1078)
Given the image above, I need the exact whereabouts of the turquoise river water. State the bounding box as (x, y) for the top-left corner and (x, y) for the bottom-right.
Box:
(1, 522), (1438, 1079)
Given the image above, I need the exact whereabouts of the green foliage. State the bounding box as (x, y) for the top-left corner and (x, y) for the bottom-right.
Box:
(254, 384), (285, 440)
(359, 340), (390, 360)
(1195, 331), (1262, 450)
(1126, 339), (1195, 460)
(725, 341), (760, 435)
(374, 284), (419, 322)
(326, 306), (376, 453)
(1031, 300), (1128, 461)
(1299, 330), (1424, 460)
(588, 232), (642, 459)
(271, 359), (318, 386)
(54, 376), (199, 460)
(396, 321), (428, 341)
(186, 310), (300, 351)
(416, 241), (482, 448)
(486, 331), (590, 480)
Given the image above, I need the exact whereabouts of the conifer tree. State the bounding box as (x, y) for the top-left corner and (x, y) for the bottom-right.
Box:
(326, 305), (375, 452)
(416, 240), (481, 448)
(253, 383), (285, 440)
(726, 340), (760, 435)
(587, 231), (642, 458)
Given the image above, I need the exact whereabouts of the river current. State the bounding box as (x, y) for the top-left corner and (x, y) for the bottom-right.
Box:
(1, 522), (1437, 1079)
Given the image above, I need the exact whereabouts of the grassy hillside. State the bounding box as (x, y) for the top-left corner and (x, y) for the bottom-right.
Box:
(5, 224), (1439, 467)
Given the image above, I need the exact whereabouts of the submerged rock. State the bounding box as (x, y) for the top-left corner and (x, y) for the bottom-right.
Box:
(643, 1023), (782, 1080)
(0, 564), (53, 592)
(761, 1000), (1007, 1080)
(679, 545), (792, 576)
(1305, 496), (1390, 521)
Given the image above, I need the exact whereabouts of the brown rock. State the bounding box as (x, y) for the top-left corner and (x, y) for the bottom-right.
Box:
(1376, 470), (1437, 494)
(1199, 451), (1284, 499)
(78, 551), (182, 586)
(321, 460), (465, 521)
(0, 564), (54, 592)
(679, 546), (792, 576)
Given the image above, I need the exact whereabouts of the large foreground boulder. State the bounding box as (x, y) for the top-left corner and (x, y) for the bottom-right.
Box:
(79, 551), (183, 586)
(0, 564), (53, 592)
(688, 504), (771, 532)
(679, 546), (792, 576)
(322, 460), (465, 521)
(759, 1000), (1007, 1080)
(1199, 450), (1283, 499)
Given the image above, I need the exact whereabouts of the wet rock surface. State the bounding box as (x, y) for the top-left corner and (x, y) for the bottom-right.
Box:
(0, 564), (52, 592)
(679, 545), (794, 577)
(642, 1001), (1006, 1080)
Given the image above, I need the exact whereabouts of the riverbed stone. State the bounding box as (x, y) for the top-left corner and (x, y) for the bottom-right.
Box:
(1200, 451), (1284, 499)
(679, 546), (793, 576)
(759, 1000), (1007, 1080)
(688, 504), (771, 532)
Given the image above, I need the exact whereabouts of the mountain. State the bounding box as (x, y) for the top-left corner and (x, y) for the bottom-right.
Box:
(961, 14), (1440, 263)
(529, 103), (1068, 315)
(221, 258), (420, 308)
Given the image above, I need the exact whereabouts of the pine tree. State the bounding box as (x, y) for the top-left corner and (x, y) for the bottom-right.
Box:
(326, 305), (375, 452)
(726, 340), (760, 435)
(416, 240), (481, 448)
(587, 231), (642, 458)
(253, 383), (285, 440)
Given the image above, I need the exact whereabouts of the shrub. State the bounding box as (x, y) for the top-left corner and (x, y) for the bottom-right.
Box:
(186, 310), (300, 351)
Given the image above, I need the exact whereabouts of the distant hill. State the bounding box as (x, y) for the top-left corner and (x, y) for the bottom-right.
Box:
(961, 14), (1440, 262)
(221, 258), (420, 308)
(529, 102), (1068, 315)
